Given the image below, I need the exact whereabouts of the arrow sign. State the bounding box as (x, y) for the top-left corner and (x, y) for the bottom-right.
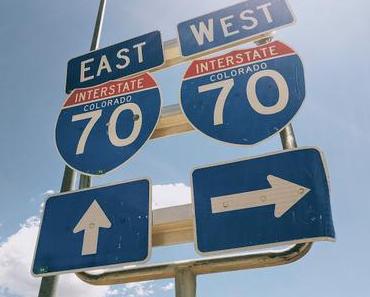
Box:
(73, 200), (112, 256)
(191, 148), (335, 255)
(32, 179), (151, 276)
(211, 175), (310, 218)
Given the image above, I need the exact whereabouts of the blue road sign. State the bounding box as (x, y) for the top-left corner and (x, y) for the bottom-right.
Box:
(191, 148), (335, 255)
(177, 0), (295, 57)
(181, 41), (305, 145)
(66, 31), (164, 93)
(32, 179), (151, 276)
(56, 73), (161, 176)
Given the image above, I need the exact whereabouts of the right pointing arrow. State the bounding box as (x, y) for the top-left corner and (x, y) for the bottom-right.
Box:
(73, 200), (112, 256)
(211, 175), (310, 218)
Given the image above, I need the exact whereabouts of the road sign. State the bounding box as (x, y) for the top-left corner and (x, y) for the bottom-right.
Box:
(191, 148), (335, 255)
(181, 40), (305, 145)
(56, 72), (161, 176)
(66, 31), (164, 93)
(177, 0), (295, 57)
(32, 179), (152, 276)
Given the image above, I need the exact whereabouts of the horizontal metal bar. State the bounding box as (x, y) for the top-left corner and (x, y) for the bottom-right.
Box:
(152, 204), (193, 246)
(76, 243), (312, 285)
(151, 104), (193, 140)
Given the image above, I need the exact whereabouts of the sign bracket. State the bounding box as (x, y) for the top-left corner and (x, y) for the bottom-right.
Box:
(74, 35), (313, 295)
(37, 0), (314, 295)
(75, 243), (312, 286)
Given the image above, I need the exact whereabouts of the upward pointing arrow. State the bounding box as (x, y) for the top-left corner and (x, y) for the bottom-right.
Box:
(211, 175), (311, 218)
(73, 200), (112, 256)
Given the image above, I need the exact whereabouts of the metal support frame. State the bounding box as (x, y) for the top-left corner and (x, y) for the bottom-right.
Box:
(77, 243), (311, 286)
(37, 2), (313, 296)
(74, 34), (313, 297)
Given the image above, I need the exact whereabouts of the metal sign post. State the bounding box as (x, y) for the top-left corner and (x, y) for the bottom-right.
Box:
(37, 0), (106, 296)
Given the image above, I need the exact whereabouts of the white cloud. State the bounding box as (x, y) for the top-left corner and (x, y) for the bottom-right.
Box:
(0, 183), (186, 297)
(104, 283), (156, 297)
(126, 282), (154, 296)
(30, 190), (56, 204)
(161, 282), (175, 291)
(152, 183), (191, 209)
(0, 217), (110, 297)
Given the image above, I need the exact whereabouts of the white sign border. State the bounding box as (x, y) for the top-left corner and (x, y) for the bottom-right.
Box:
(31, 177), (153, 277)
(190, 146), (335, 257)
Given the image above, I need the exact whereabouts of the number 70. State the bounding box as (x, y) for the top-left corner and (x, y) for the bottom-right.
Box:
(198, 70), (289, 126)
(71, 103), (143, 155)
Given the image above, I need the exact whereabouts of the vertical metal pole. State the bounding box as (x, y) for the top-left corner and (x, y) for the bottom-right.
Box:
(79, 0), (107, 190)
(255, 36), (299, 150)
(280, 124), (297, 149)
(37, 1), (107, 297)
(90, 0), (106, 52)
(172, 36), (299, 297)
(175, 269), (196, 297)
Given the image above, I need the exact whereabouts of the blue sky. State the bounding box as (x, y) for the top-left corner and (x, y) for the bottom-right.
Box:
(0, 0), (370, 296)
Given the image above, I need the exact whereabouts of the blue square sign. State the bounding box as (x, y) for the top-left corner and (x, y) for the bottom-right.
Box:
(192, 148), (335, 255)
(32, 179), (151, 276)
(177, 0), (295, 57)
(66, 31), (164, 93)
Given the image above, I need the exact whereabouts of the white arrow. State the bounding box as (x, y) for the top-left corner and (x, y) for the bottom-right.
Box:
(211, 175), (311, 218)
(73, 200), (112, 256)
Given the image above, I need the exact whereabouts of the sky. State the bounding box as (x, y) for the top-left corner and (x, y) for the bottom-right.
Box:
(0, 0), (370, 296)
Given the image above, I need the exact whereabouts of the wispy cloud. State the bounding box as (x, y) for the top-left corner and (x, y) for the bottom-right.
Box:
(161, 282), (175, 291)
(1, 183), (187, 297)
(29, 190), (56, 204)
(105, 282), (156, 297)
(0, 217), (110, 297)
(152, 183), (191, 209)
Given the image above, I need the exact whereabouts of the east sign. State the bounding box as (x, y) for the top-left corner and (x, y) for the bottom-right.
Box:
(66, 31), (164, 93)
